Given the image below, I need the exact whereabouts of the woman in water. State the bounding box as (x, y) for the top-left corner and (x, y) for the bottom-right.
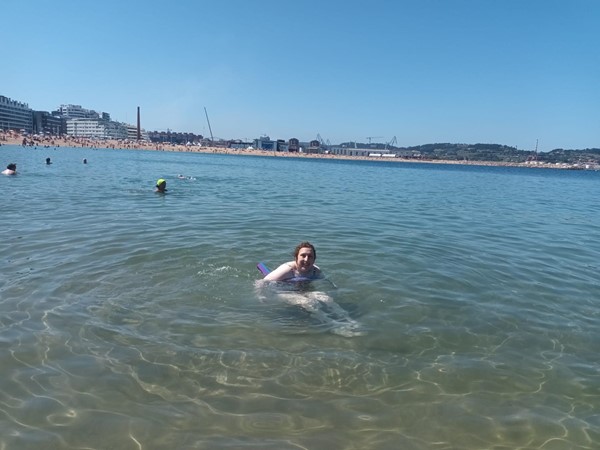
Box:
(264, 242), (322, 281)
(259, 242), (363, 336)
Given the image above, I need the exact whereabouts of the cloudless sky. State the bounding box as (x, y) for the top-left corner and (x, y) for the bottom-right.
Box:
(2, 0), (598, 151)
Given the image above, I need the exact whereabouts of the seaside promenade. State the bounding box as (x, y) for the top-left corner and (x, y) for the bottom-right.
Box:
(0, 131), (589, 170)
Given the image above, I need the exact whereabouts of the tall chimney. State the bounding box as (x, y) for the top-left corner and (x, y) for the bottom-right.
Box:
(137, 106), (141, 140)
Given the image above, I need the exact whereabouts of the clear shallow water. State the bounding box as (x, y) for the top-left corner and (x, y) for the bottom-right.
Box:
(1, 145), (599, 449)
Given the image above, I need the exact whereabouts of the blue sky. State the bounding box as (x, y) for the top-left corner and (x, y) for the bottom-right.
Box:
(2, 0), (598, 151)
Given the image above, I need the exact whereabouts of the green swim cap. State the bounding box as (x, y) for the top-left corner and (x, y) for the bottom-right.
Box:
(156, 178), (166, 186)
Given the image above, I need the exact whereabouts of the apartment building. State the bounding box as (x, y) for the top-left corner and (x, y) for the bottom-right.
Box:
(66, 118), (128, 140)
(0, 95), (34, 133)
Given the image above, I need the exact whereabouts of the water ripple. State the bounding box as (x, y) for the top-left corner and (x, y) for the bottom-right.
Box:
(1, 147), (599, 448)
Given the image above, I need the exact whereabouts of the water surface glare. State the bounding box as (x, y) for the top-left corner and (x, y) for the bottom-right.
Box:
(2, 145), (600, 449)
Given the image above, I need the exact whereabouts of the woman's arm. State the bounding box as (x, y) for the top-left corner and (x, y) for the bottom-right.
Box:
(263, 262), (294, 281)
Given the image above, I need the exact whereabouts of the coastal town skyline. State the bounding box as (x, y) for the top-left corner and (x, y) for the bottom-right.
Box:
(4, 93), (598, 160)
(2, 1), (598, 152)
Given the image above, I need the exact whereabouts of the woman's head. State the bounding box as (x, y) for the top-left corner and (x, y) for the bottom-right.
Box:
(294, 242), (317, 274)
(294, 241), (316, 261)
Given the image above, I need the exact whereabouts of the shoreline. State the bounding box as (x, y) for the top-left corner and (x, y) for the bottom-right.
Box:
(0, 131), (590, 170)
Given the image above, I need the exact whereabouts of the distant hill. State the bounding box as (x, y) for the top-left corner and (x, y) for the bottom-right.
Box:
(339, 142), (600, 164)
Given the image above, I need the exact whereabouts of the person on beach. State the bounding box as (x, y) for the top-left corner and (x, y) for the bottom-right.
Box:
(155, 178), (167, 193)
(264, 241), (322, 282)
(2, 163), (17, 175)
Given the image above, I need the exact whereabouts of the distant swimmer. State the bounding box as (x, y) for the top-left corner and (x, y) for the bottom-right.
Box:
(83, 158), (87, 164)
(2, 163), (17, 175)
(155, 178), (167, 193)
(46, 157), (52, 165)
(264, 241), (322, 282)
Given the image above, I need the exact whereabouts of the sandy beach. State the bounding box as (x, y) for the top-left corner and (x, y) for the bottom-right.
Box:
(0, 130), (581, 170)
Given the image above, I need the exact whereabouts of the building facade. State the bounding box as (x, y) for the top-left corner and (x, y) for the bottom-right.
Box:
(66, 118), (128, 140)
(288, 138), (300, 152)
(125, 123), (149, 141)
(0, 95), (33, 133)
(53, 104), (101, 120)
(147, 130), (203, 144)
(254, 135), (276, 150)
(33, 111), (63, 135)
(329, 145), (394, 157)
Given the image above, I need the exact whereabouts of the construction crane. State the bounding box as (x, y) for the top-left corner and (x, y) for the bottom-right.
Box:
(317, 133), (330, 149)
(204, 107), (214, 142)
(385, 136), (397, 150)
(366, 136), (383, 144)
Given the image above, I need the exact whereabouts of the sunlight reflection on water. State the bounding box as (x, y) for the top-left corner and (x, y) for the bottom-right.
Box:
(1, 146), (599, 448)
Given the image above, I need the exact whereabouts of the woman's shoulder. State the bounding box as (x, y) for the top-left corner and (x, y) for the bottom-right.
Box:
(274, 262), (296, 272)
(263, 262), (294, 281)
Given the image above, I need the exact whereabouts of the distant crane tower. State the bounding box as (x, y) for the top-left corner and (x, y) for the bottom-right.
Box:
(317, 133), (330, 148)
(385, 136), (397, 150)
(366, 136), (383, 144)
(204, 107), (214, 141)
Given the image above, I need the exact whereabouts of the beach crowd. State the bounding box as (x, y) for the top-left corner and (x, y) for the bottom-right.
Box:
(1, 130), (591, 170)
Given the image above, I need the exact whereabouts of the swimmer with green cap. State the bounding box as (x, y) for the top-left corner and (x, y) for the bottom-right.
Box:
(155, 178), (167, 193)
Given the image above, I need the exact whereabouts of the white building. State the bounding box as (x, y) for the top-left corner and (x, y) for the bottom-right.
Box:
(329, 145), (394, 157)
(55, 104), (101, 119)
(66, 118), (128, 140)
(125, 123), (149, 141)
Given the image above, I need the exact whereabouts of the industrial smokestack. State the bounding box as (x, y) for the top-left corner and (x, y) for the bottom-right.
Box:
(137, 106), (141, 141)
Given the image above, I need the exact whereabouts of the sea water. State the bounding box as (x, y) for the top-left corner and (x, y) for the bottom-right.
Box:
(1, 145), (599, 449)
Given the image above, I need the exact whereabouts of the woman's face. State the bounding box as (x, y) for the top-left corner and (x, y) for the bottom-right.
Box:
(295, 247), (315, 273)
